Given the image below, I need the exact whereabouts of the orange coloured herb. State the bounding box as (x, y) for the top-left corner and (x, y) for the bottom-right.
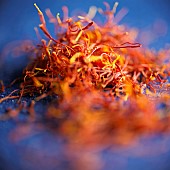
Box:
(1, 2), (170, 146)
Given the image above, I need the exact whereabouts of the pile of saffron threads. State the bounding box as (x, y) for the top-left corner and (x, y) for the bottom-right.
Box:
(2, 2), (170, 146)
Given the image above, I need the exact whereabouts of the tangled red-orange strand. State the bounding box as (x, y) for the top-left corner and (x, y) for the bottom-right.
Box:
(2, 2), (170, 146)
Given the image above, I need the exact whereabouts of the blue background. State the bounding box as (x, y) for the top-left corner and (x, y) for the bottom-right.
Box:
(0, 0), (170, 170)
(0, 0), (170, 50)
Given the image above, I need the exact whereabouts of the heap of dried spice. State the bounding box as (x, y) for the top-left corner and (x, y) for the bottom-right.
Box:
(1, 2), (170, 146)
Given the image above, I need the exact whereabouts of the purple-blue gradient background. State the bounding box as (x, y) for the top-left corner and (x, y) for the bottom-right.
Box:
(0, 0), (170, 170)
(0, 0), (170, 50)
